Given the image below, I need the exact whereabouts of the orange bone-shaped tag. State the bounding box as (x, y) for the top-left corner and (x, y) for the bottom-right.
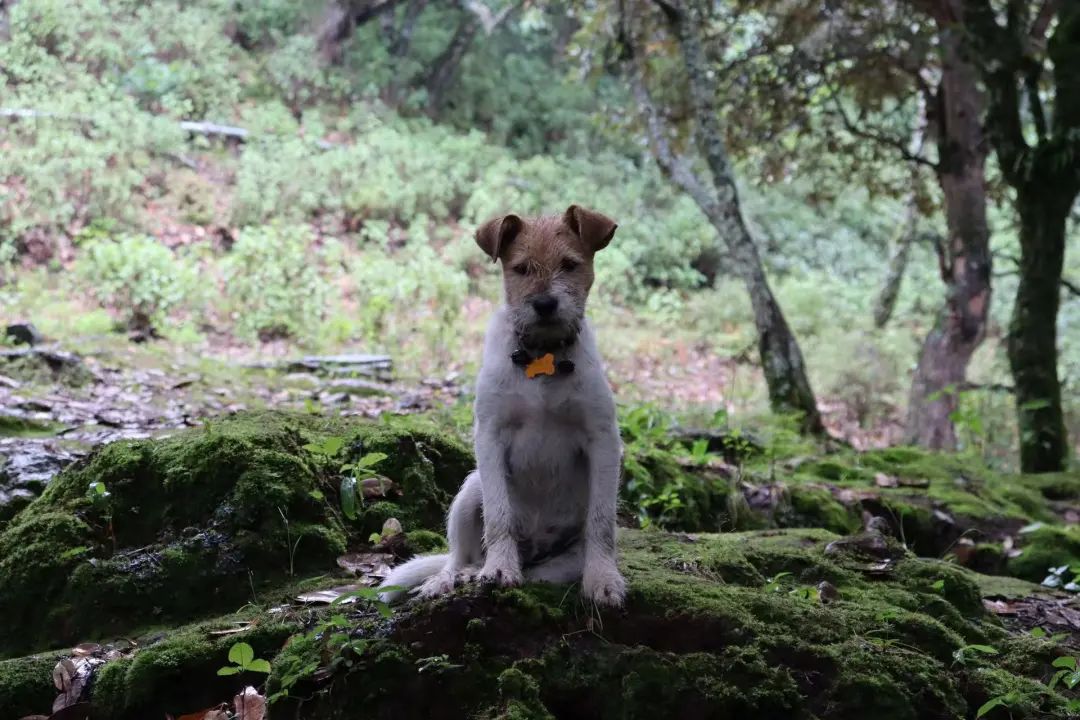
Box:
(525, 353), (556, 378)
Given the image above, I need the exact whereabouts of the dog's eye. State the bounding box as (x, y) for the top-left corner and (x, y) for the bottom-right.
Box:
(561, 259), (580, 272)
(513, 264), (529, 276)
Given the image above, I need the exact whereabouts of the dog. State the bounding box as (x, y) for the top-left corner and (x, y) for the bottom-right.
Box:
(379, 204), (627, 607)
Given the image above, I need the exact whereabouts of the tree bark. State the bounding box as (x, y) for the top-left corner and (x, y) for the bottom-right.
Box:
(639, 1), (825, 436)
(904, 11), (991, 450)
(317, 0), (403, 65)
(959, 0), (1079, 471)
(1009, 185), (1070, 472)
(425, 11), (481, 114)
(872, 200), (917, 329)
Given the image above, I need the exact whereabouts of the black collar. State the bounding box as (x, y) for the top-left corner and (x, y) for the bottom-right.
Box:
(510, 336), (576, 376)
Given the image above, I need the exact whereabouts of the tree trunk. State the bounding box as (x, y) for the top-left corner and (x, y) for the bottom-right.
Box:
(385, 0), (428, 105)
(1009, 186), (1070, 472)
(647, 1), (825, 436)
(425, 12), (480, 114)
(873, 194), (918, 329)
(904, 13), (991, 450)
(317, 0), (403, 65)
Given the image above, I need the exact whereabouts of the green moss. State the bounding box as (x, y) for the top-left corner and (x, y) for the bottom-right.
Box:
(0, 652), (58, 717)
(403, 529), (448, 554)
(1006, 525), (1080, 582)
(0, 414), (60, 437)
(784, 486), (861, 534)
(0, 411), (473, 656)
(93, 615), (299, 719)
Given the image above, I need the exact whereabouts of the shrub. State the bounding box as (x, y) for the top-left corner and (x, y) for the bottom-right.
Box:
(74, 234), (200, 333)
(221, 224), (329, 342)
(352, 243), (470, 363)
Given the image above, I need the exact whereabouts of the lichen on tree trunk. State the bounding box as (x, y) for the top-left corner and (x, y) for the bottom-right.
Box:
(631, 0), (825, 436)
(905, 10), (991, 452)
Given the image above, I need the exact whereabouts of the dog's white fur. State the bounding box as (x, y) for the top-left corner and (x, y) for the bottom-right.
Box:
(379, 211), (626, 607)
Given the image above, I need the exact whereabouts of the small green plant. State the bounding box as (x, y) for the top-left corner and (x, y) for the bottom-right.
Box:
(975, 691), (1023, 719)
(1049, 656), (1080, 691)
(302, 436), (387, 521)
(416, 654), (463, 674)
(269, 586), (403, 703)
(1029, 627), (1069, 643)
(86, 481), (116, 551)
(951, 644), (998, 667)
(763, 572), (793, 593)
(930, 578), (946, 593)
(218, 641), (272, 676)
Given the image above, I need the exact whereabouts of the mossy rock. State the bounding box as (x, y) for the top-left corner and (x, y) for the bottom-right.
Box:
(0, 411), (472, 656)
(1, 528), (1069, 720)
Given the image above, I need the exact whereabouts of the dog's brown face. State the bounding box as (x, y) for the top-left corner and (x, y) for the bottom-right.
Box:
(475, 205), (617, 350)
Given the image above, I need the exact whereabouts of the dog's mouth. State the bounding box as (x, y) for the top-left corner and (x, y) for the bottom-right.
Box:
(516, 316), (580, 352)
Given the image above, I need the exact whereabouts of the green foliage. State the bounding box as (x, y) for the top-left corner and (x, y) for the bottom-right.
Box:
(75, 234), (200, 331)
(221, 224), (328, 341)
(218, 641), (272, 676)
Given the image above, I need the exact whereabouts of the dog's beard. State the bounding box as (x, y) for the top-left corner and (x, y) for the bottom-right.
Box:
(513, 311), (582, 351)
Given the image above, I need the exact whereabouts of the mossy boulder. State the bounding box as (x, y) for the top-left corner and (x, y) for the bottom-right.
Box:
(0, 411), (472, 656)
(2, 529), (1070, 719)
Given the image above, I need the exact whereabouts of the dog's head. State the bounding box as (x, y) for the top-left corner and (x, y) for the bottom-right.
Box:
(475, 205), (617, 350)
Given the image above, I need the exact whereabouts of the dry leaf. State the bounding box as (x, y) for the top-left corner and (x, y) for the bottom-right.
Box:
(70, 644), (101, 657)
(234, 686), (267, 720)
(336, 552), (393, 581)
(296, 584), (360, 604)
(360, 476), (397, 498)
(874, 473), (898, 488)
(52, 657), (102, 711)
(208, 622), (254, 637)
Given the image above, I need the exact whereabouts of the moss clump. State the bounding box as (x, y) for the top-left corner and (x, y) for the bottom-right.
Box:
(0, 652), (58, 717)
(0, 411), (473, 656)
(260, 529), (1067, 719)
(1006, 525), (1080, 582)
(0, 414), (60, 437)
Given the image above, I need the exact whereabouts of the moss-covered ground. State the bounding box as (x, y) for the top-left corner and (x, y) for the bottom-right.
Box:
(0, 411), (1076, 719)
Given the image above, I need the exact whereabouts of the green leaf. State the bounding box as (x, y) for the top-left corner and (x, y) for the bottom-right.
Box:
(247, 658), (272, 674)
(340, 476), (358, 520)
(228, 641), (254, 666)
(309, 489), (325, 501)
(931, 579), (945, 592)
(375, 602), (393, 618)
(356, 452), (388, 469)
(1066, 671), (1080, 689)
(1019, 399), (1051, 411)
(965, 645), (999, 655)
(217, 666), (241, 676)
(1052, 656), (1078, 670)
(976, 697), (1005, 718)
(1029, 627), (1046, 638)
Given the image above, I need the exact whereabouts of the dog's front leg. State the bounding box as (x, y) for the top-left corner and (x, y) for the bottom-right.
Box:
(582, 425), (627, 607)
(475, 424), (523, 587)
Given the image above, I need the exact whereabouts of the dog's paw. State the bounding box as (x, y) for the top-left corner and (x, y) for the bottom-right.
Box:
(454, 567), (479, 586)
(582, 565), (627, 607)
(478, 563), (523, 588)
(418, 571), (457, 599)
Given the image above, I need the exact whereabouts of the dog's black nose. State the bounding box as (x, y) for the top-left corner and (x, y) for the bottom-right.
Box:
(531, 295), (559, 317)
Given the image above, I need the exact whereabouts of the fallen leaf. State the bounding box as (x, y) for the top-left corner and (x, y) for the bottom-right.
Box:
(234, 686), (267, 720)
(208, 622), (254, 637)
(336, 552), (393, 578)
(70, 644), (101, 657)
(296, 584), (360, 604)
(874, 473), (898, 488)
(360, 476), (397, 498)
(983, 599), (1020, 615)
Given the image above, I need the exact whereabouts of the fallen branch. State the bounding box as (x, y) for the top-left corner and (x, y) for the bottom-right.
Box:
(1, 108), (338, 150)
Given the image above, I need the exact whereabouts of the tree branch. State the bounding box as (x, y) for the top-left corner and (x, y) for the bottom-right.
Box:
(961, 0), (1029, 184)
(825, 87), (938, 169)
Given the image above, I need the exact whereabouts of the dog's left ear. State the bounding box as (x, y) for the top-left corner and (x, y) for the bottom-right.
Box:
(564, 205), (617, 253)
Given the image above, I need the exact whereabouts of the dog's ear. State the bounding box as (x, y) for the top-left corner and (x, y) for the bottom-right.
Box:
(475, 214), (523, 263)
(564, 205), (617, 253)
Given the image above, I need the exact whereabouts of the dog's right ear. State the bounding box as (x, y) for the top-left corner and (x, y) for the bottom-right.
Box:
(475, 214), (523, 263)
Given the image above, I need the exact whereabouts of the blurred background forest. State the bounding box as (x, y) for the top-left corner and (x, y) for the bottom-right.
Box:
(1, 0), (1078, 473)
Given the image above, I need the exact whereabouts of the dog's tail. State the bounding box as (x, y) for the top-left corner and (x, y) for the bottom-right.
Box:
(378, 553), (448, 603)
